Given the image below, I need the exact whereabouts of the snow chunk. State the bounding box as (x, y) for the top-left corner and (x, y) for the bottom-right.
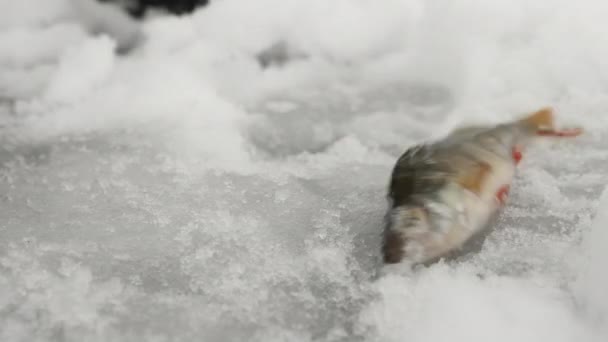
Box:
(360, 265), (599, 342)
(44, 36), (116, 102)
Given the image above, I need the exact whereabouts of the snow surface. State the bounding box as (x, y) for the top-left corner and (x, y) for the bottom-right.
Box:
(1, 0), (608, 341)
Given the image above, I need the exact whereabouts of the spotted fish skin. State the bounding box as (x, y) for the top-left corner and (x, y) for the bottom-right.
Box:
(382, 107), (581, 265)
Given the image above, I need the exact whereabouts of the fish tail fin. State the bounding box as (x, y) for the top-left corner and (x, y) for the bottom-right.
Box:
(519, 107), (583, 137)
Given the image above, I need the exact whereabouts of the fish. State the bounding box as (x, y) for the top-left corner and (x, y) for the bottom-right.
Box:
(382, 107), (582, 266)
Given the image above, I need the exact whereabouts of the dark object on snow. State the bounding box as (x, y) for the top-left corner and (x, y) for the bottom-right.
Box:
(98, 0), (209, 18)
(256, 41), (308, 69)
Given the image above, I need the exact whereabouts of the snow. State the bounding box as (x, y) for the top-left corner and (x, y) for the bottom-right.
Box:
(1, 0), (608, 341)
(575, 186), (608, 334)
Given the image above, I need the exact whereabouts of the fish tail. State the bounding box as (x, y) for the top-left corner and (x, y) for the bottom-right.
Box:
(518, 107), (583, 137)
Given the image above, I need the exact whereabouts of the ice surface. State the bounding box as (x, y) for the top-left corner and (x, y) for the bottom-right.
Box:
(1, 0), (608, 341)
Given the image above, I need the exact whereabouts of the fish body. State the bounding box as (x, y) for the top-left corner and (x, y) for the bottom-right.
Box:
(383, 108), (581, 265)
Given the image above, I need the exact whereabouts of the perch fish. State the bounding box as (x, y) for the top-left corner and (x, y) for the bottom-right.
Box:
(382, 107), (582, 266)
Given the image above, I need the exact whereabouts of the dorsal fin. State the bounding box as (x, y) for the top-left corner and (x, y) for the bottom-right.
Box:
(519, 107), (554, 131)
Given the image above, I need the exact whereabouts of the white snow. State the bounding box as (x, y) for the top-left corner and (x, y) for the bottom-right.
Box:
(1, 0), (608, 341)
(575, 186), (608, 335)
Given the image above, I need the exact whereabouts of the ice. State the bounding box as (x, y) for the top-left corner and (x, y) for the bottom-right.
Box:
(1, 0), (608, 341)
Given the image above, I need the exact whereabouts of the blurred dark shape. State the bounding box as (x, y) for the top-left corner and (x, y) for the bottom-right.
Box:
(256, 41), (308, 69)
(98, 0), (210, 18)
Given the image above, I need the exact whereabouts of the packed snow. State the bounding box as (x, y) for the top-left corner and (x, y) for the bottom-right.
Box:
(1, 0), (608, 341)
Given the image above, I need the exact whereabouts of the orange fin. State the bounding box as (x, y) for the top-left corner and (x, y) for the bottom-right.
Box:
(521, 107), (583, 137)
(457, 162), (492, 195)
(520, 107), (555, 130)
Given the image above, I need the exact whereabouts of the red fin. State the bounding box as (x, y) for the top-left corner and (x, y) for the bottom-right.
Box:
(495, 185), (510, 205)
(537, 127), (583, 137)
(512, 146), (523, 164)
